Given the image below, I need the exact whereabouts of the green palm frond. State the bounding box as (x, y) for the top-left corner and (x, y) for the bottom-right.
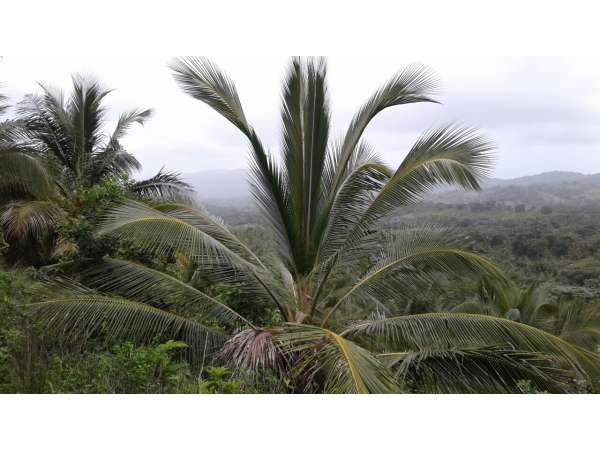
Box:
(110, 108), (152, 141)
(170, 57), (249, 133)
(280, 324), (399, 394)
(98, 201), (287, 314)
(81, 257), (251, 326)
(555, 299), (600, 350)
(382, 346), (570, 394)
(30, 294), (226, 364)
(0, 200), (65, 240)
(325, 64), (439, 203)
(341, 125), (495, 248)
(99, 200), (262, 268)
(0, 149), (56, 202)
(321, 227), (506, 325)
(169, 57), (295, 271)
(280, 58), (331, 274)
(343, 312), (600, 387)
(127, 168), (193, 203)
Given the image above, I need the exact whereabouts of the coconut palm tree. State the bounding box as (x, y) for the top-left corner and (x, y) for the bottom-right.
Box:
(32, 58), (600, 393)
(452, 277), (600, 352)
(0, 78), (191, 263)
(452, 277), (558, 327)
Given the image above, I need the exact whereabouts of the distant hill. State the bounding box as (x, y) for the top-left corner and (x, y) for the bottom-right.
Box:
(433, 171), (600, 207)
(486, 171), (600, 188)
(183, 169), (600, 207)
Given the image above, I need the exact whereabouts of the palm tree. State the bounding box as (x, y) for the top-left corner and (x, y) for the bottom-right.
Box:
(32, 58), (600, 393)
(0, 77), (191, 263)
(452, 277), (600, 352)
(452, 277), (558, 327)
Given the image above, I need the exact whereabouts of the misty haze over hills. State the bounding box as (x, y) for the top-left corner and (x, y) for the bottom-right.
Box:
(184, 170), (600, 207)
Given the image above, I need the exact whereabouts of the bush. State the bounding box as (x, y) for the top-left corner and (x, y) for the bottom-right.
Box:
(44, 340), (198, 394)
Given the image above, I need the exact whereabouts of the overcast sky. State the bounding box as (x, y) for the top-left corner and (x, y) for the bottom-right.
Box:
(2, 56), (599, 179)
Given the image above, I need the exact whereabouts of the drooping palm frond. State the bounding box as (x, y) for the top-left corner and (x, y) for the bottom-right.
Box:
(29, 294), (226, 364)
(339, 126), (495, 250)
(0, 149), (56, 202)
(279, 324), (399, 394)
(81, 257), (251, 326)
(170, 57), (249, 133)
(382, 346), (570, 394)
(320, 227), (506, 326)
(98, 200), (262, 268)
(554, 299), (600, 350)
(342, 312), (600, 387)
(97, 201), (288, 315)
(218, 328), (288, 375)
(127, 168), (193, 202)
(0, 201), (65, 241)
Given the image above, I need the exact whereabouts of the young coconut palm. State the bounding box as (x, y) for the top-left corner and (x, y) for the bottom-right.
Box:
(33, 58), (600, 393)
(452, 277), (600, 352)
(0, 78), (191, 263)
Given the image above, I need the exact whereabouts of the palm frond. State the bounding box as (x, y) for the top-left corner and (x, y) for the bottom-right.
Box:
(81, 257), (251, 326)
(170, 57), (295, 272)
(325, 63), (439, 202)
(321, 227), (506, 325)
(280, 324), (399, 394)
(127, 168), (193, 202)
(342, 125), (495, 247)
(98, 201), (287, 314)
(0, 201), (64, 240)
(110, 108), (152, 141)
(280, 57), (331, 274)
(343, 312), (600, 387)
(0, 149), (56, 201)
(383, 346), (570, 394)
(29, 294), (226, 364)
(170, 57), (249, 134)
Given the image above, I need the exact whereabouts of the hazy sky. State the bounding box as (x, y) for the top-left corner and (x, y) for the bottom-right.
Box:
(2, 56), (599, 179)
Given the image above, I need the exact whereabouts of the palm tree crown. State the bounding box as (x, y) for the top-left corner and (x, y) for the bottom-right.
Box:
(0, 77), (191, 263)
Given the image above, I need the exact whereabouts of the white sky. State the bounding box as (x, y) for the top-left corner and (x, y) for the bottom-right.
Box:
(2, 56), (599, 179)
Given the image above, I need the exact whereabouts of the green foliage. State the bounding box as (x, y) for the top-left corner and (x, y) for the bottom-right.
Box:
(28, 57), (600, 394)
(44, 341), (197, 394)
(517, 380), (549, 394)
(199, 366), (242, 394)
(57, 178), (127, 260)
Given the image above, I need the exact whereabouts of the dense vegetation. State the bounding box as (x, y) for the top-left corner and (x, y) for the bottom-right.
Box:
(1, 59), (599, 394)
